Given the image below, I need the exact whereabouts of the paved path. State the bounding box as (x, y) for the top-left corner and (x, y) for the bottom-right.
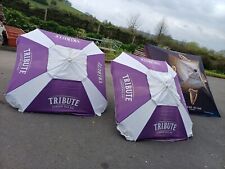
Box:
(0, 50), (225, 169)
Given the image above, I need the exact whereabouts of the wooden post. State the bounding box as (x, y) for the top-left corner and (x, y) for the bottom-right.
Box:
(97, 23), (101, 34)
(44, 8), (48, 21)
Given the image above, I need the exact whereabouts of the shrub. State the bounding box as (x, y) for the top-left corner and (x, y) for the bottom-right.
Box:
(4, 8), (36, 32)
(86, 32), (103, 40)
(33, 0), (48, 5)
(120, 43), (137, 53)
(75, 28), (86, 38)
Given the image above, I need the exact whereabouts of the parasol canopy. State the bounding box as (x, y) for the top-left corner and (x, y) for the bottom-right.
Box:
(5, 29), (107, 116)
(111, 52), (193, 141)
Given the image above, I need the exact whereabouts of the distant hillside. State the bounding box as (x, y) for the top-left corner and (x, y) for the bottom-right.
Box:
(2, 0), (225, 73)
(218, 50), (225, 57)
(22, 0), (94, 20)
(3, 0), (149, 44)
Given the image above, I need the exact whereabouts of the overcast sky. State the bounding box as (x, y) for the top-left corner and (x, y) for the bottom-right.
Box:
(69, 0), (225, 51)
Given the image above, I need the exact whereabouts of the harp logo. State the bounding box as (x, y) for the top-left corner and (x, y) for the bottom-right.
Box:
(121, 74), (134, 102)
(48, 95), (80, 109)
(154, 121), (177, 133)
(18, 48), (32, 74)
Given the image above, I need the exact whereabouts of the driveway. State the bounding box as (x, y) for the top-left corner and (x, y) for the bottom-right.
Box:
(0, 49), (225, 169)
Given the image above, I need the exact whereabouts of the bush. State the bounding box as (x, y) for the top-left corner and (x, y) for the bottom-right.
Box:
(4, 7), (78, 38)
(33, 0), (48, 5)
(86, 32), (103, 40)
(99, 38), (122, 50)
(4, 8), (36, 32)
(120, 43), (137, 53)
(50, 0), (57, 6)
(75, 28), (86, 38)
(105, 49), (122, 61)
(105, 51), (117, 60)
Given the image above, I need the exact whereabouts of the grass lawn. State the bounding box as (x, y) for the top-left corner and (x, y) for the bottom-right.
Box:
(22, 0), (83, 15)
(205, 70), (225, 79)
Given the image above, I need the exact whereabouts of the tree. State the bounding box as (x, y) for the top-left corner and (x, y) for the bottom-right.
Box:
(127, 14), (141, 44)
(155, 18), (168, 44)
(185, 41), (200, 54)
(50, 0), (57, 6)
(64, 0), (72, 7)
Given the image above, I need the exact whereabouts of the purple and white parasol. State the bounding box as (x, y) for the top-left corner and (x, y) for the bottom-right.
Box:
(111, 52), (193, 141)
(5, 29), (107, 116)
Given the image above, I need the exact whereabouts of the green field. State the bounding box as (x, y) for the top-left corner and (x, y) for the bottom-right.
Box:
(205, 70), (225, 79)
(22, 0), (83, 15)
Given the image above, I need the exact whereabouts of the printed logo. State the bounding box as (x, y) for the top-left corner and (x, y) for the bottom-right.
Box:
(120, 74), (134, 102)
(18, 48), (32, 74)
(97, 62), (103, 84)
(187, 105), (202, 111)
(48, 95), (80, 110)
(153, 121), (177, 134)
(55, 34), (80, 43)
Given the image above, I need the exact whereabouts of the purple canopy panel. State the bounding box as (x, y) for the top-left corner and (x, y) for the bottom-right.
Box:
(111, 62), (151, 123)
(26, 79), (94, 115)
(128, 53), (168, 72)
(40, 29), (91, 50)
(138, 106), (187, 141)
(111, 52), (193, 141)
(5, 29), (107, 116)
(87, 54), (107, 99)
(7, 36), (48, 93)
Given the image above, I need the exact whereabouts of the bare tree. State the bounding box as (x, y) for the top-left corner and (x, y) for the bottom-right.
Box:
(155, 18), (168, 43)
(127, 14), (141, 44)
